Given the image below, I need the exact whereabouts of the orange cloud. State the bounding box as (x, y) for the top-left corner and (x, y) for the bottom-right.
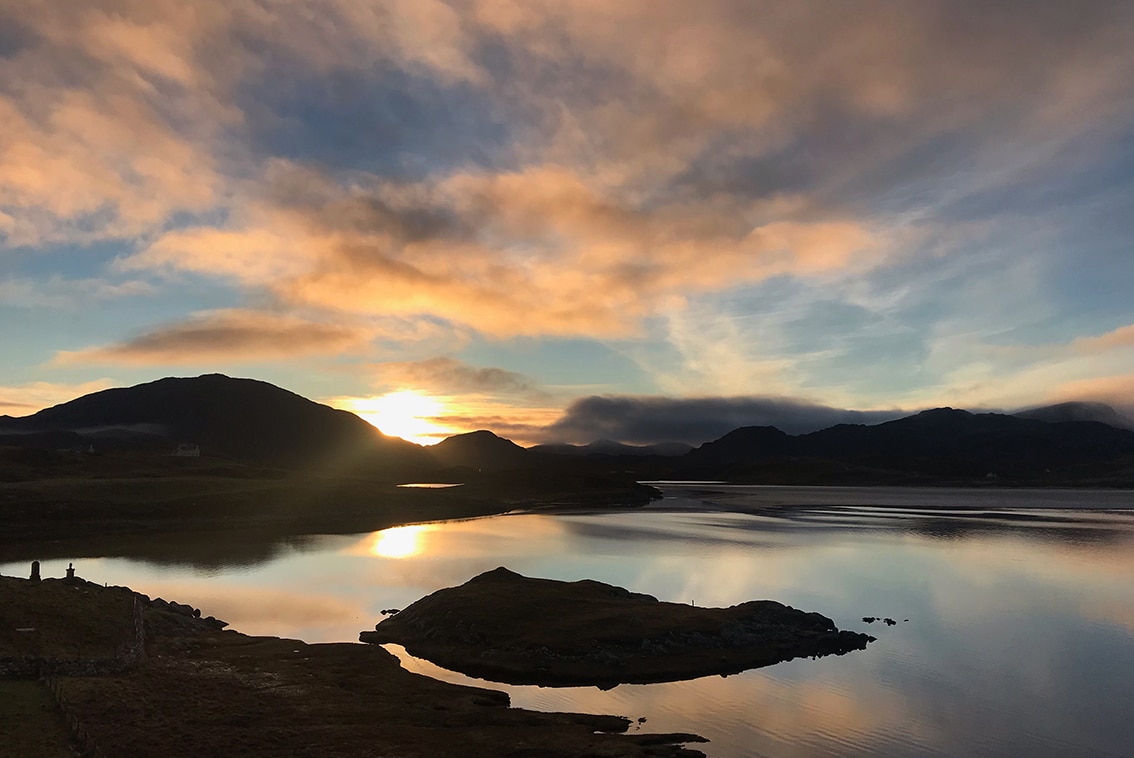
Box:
(0, 1), (229, 246)
(1071, 324), (1134, 354)
(326, 387), (563, 446)
(1049, 373), (1134, 412)
(370, 357), (548, 400)
(0, 379), (116, 417)
(51, 310), (377, 366)
(4, 0), (1133, 408)
(123, 163), (881, 339)
(5, 0), (1130, 252)
(428, 404), (565, 447)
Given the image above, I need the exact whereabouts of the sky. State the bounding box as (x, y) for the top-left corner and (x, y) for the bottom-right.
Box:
(1, 1), (1133, 446)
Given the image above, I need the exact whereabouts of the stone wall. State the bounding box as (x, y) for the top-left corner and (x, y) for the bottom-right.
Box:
(2, 593), (145, 679)
(44, 675), (108, 758)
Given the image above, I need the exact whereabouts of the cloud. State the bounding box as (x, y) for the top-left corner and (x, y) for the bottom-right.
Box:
(0, 1), (231, 246)
(541, 395), (909, 445)
(324, 389), (562, 446)
(6, 1), (1132, 250)
(370, 357), (547, 400)
(0, 276), (153, 308)
(1071, 324), (1134, 354)
(51, 310), (376, 366)
(87, 1), (1130, 352)
(430, 403), (565, 446)
(0, 379), (115, 417)
(4, 1), (1134, 408)
(895, 321), (1134, 413)
(1048, 374), (1134, 417)
(124, 162), (881, 339)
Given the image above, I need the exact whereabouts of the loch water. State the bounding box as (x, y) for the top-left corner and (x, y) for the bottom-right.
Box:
(6, 484), (1134, 757)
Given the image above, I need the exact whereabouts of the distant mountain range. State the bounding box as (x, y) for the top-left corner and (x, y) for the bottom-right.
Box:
(2, 375), (1133, 486)
(677, 407), (1134, 483)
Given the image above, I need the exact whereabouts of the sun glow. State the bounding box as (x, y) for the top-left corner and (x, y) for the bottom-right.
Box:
(368, 525), (432, 559)
(346, 390), (452, 445)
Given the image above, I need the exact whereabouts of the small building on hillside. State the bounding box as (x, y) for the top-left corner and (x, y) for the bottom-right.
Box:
(173, 443), (200, 457)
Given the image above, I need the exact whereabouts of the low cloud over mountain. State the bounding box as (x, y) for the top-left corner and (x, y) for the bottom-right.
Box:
(541, 395), (908, 445)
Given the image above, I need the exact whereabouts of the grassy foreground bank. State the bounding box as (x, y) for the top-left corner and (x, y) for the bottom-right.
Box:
(1, 574), (705, 757)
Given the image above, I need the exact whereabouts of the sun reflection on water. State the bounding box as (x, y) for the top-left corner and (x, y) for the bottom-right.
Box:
(368, 524), (433, 559)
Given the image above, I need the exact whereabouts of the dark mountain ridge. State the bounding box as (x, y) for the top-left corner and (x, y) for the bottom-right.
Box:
(529, 440), (693, 458)
(4, 376), (1132, 486)
(430, 430), (529, 470)
(0, 374), (426, 469)
(678, 407), (1134, 484)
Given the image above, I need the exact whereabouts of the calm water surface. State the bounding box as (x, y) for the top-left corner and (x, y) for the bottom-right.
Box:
(5, 485), (1134, 757)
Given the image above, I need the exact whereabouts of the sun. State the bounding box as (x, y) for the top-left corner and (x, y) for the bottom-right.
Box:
(346, 390), (451, 445)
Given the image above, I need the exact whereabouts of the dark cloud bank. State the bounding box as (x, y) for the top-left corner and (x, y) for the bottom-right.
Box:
(542, 396), (908, 445)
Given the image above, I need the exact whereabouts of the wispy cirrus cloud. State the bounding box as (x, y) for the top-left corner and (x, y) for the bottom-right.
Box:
(0, 276), (153, 308)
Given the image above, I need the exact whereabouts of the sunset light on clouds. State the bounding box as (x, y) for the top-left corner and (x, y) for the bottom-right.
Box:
(2, 1), (1133, 444)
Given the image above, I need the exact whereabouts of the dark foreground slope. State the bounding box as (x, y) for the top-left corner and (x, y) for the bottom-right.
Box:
(1, 575), (706, 757)
(361, 567), (874, 687)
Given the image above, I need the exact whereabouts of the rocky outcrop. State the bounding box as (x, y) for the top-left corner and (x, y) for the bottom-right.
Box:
(361, 567), (875, 687)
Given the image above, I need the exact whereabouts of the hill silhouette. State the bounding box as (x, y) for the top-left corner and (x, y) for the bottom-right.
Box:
(0, 374), (427, 469)
(430, 430), (529, 470)
(530, 440), (692, 458)
(3, 376), (1133, 486)
(675, 407), (1134, 484)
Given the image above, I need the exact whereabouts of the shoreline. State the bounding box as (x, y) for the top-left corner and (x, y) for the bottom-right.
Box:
(0, 464), (660, 564)
(6, 481), (1131, 570)
(1, 572), (708, 757)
